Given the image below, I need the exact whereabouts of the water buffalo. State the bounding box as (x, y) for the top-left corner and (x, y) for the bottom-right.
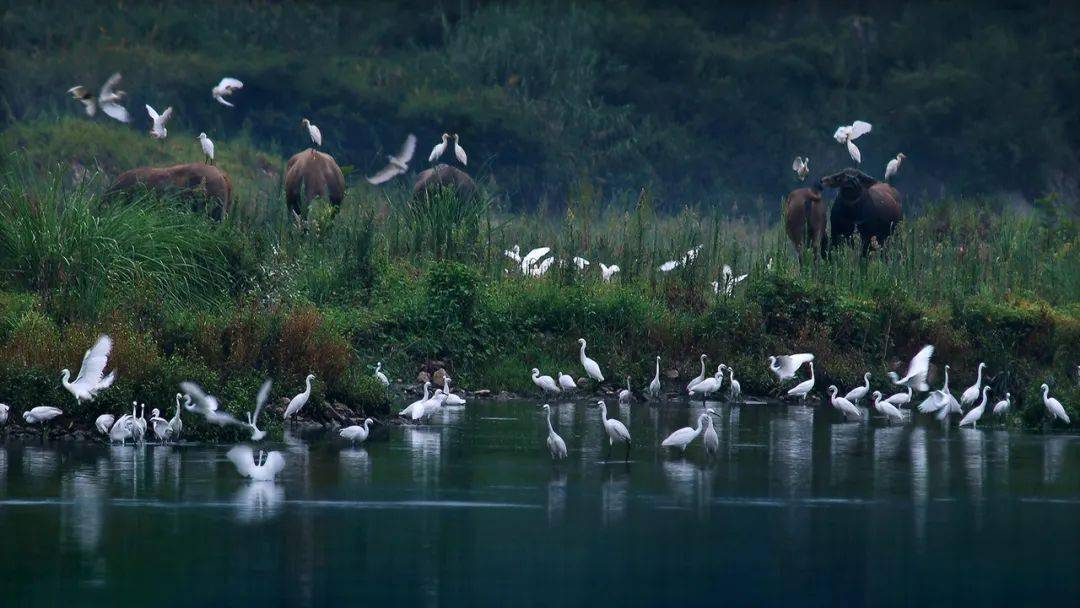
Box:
(412, 164), (478, 202)
(821, 168), (902, 254)
(285, 149), (345, 218)
(106, 163), (233, 220)
(784, 179), (828, 256)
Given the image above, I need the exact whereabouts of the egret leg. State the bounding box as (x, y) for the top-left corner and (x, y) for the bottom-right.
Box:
(624, 441), (631, 462)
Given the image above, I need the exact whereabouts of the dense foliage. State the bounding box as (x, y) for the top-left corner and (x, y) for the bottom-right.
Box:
(3, 1), (1080, 209)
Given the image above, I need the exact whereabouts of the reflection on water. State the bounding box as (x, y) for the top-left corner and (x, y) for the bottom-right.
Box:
(2, 399), (1080, 604)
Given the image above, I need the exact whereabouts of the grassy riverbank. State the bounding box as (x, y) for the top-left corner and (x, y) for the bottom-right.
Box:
(0, 159), (1077, 439)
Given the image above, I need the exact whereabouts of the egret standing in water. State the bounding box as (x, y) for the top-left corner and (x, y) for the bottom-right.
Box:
(619, 376), (633, 404)
(1041, 384), (1070, 424)
(149, 408), (172, 443)
(959, 386), (991, 429)
(833, 120), (873, 164)
(648, 356), (662, 398)
(169, 393), (184, 440)
(702, 410), (720, 457)
(227, 445), (285, 482)
(596, 400), (631, 461)
(993, 392), (1011, 417)
(871, 391), (904, 423)
(845, 373), (871, 405)
(541, 404), (568, 461)
(961, 362), (987, 409)
(557, 371), (577, 392)
(785, 362), (816, 404)
(22, 406), (63, 437)
(827, 385), (862, 420)
(578, 338), (604, 383)
(689, 366), (725, 403)
(687, 354), (709, 392)
(884, 387), (912, 409)
(532, 368), (561, 395)
(94, 413), (114, 435)
(399, 382), (431, 419)
(60, 334), (116, 404)
(340, 418), (375, 445)
(283, 374), (315, 423)
(661, 411), (710, 453)
(728, 366), (741, 402)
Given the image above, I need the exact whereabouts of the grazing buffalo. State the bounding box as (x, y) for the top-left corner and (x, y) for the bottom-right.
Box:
(821, 168), (902, 254)
(412, 164), (478, 202)
(106, 163), (233, 220)
(784, 179), (828, 256)
(285, 149), (346, 218)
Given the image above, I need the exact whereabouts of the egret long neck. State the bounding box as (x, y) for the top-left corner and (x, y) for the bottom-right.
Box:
(546, 410), (554, 433)
(654, 360), (660, 380)
(975, 365), (983, 385)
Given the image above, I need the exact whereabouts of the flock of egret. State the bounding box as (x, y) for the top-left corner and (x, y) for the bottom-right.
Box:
(792, 119), (906, 184)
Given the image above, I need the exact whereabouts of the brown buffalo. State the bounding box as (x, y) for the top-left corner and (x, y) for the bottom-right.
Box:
(784, 180), (828, 255)
(285, 149), (346, 218)
(412, 164), (478, 202)
(821, 168), (902, 254)
(106, 163), (233, 220)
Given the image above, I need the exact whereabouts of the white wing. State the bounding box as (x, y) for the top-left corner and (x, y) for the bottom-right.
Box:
(776, 353), (814, 378)
(521, 247), (551, 271)
(397, 134), (417, 163)
(884, 159), (897, 180)
(99, 72), (122, 99)
(847, 140), (861, 164)
(454, 142), (468, 165)
(428, 142), (445, 162)
(659, 260), (678, 272)
(214, 95), (235, 107)
(72, 335), (112, 390)
(849, 120), (872, 140)
(180, 381), (220, 413)
(310, 125), (322, 146)
(160, 107), (173, 123)
(833, 125), (851, 143)
(100, 101), (130, 123)
(504, 249), (522, 263)
(216, 77), (243, 91)
(900, 345), (934, 390)
(253, 379), (272, 425)
(366, 164), (405, 185)
(227, 445), (257, 478)
(262, 451), (286, 477)
(146, 104), (160, 120)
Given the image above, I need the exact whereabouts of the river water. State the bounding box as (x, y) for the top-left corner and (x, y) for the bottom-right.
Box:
(2, 398), (1079, 605)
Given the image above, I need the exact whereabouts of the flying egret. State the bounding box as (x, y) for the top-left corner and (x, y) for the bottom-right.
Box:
(301, 118), (322, 148)
(197, 132), (215, 164)
(619, 376), (633, 404)
(227, 445), (285, 482)
(960, 362), (987, 409)
(728, 366), (741, 402)
(374, 362), (390, 387)
(687, 354), (709, 392)
(557, 371), (577, 392)
(366, 133), (417, 185)
(884, 153), (906, 182)
(245, 379), (273, 441)
(884, 387), (912, 409)
(149, 408), (172, 443)
(428, 133), (449, 162)
(786, 362), (816, 404)
(993, 392), (1011, 417)
(340, 418), (375, 444)
(833, 120), (872, 164)
(399, 382), (431, 418)
(888, 345), (934, 391)
(452, 133), (468, 165)
(442, 376), (467, 406)
(283, 374), (315, 422)
(596, 400), (632, 461)
(532, 368), (561, 394)
(1041, 384), (1070, 424)
(959, 386), (991, 428)
(541, 404), (568, 461)
(96, 72), (129, 122)
(768, 353), (815, 382)
(60, 334), (116, 404)
(527, 257), (555, 277)
(792, 156), (810, 181)
(845, 372), (871, 405)
(180, 382), (246, 428)
(599, 263), (620, 282)
(661, 412), (710, 453)
(145, 104), (173, 139)
(827, 385), (862, 420)
(689, 367), (725, 403)
(578, 339), (604, 383)
(66, 85), (97, 116)
(94, 413), (115, 435)
(872, 391), (904, 423)
(212, 77), (243, 107)
(648, 356), (662, 398)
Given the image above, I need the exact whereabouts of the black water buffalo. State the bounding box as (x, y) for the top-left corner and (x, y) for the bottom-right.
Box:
(821, 169), (902, 254)
(784, 179), (828, 256)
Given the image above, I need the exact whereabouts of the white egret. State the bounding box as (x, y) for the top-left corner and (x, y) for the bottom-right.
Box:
(833, 120), (872, 164)
(180, 382), (246, 428)
(442, 376), (467, 406)
(578, 339), (604, 383)
(713, 264), (747, 296)
(792, 156), (810, 181)
(133, 403), (148, 441)
(168, 393), (184, 440)
(768, 353), (815, 382)
(66, 85), (97, 116)
(428, 133), (449, 162)
(67, 73), (129, 121)
(884, 387), (912, 409)
(520, 247), (552, 274)
(528, 257), (555, 277)
(109, 414), (133, 444)
(414, 391), (447, 421)
(197, 132), (215, 164)
(301, 118), (322, 148)
(94, 413), (114, 435)
(871, 391), (904, 423)
(227, 445), (285, 482)
(596, 400), (632, 461)
(619, 376), (633, 404)
(374, 362), (390, 387)
(503, 245), (522, 264)
(532, 368), (561, 394)
(22, 406), (63, 425)
(960, 362), (987, 408)
(661, 411), (709, 453)
(845, 372), (871, 405)
(919, 364), (961, 420)
(149, 408), (172, 443)
(884, 153), (906, 182)
(452, 134), (468, 165)
(993, 392), (1011, 417)
(959, 386), (991, 428)
(599, 263), (620, 282)
(145, 104), (173, 139)
(689, 367), (724, 402)
(60, 334), (116, 404)
(888, 345), (934, 392)
(687, 354), (709, 392)
(702, 410), (720, 457)
(366, 133), (417, 185)
(212, 77), (244, 107)
(245, 379), (273, 441)
(786, 362), (816, 404)
(399, 382), (431, 418)
(557, 371), (577, 392)
(648, 356), (662, 398)
(659, 260), (679, 272)
(283, 374), (315, 422)
(572, 256), (590, 270)
(827, 385), (862, 419)
(1041, 384), (1070, 424)
(541, 404), (568, 461)
(0, 403), (7, 426)
(340, 418), (375, 444)
(728, 366), (741, 402)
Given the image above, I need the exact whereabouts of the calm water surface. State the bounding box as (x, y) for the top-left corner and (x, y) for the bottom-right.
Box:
(2, 399), (1080, 606)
